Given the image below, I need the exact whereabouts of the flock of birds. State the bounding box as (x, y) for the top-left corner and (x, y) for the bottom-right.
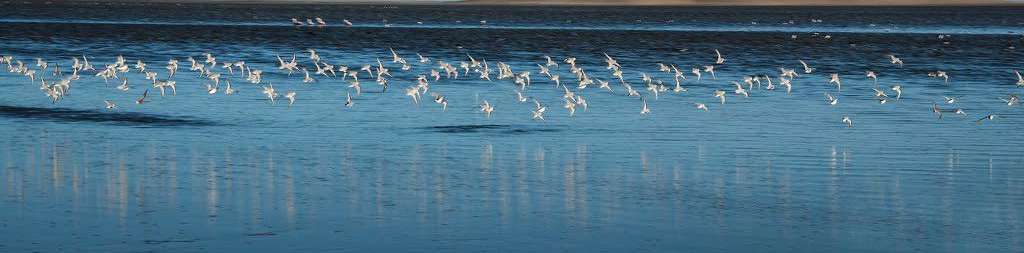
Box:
(2, 34), (1023, 128)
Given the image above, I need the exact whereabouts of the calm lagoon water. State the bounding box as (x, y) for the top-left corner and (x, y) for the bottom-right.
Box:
(1, 3), (1023, 252)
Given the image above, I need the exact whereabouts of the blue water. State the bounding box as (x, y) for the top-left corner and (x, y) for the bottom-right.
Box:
(1, 3), (1023, 252)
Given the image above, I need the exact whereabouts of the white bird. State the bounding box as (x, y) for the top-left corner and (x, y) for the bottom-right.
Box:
(891, 85), (903, 100)
(825, 92), (838, 105)
(703, 65), (716, 80)
(695, 102), (708, 112)
(888, 54), (904, 67)
(866, 71), (877, 84)
(640, 97), (650, 115)
(479, 100), (494, 118)
(432, 93), (448, 111)
(262, 84), (279, 104)
(842, 115), (853, 128)
(345, 92), (353, 108)
(1015, 70), (1024, 87)
(829, 73), (841, 91)
(285, 91), (296, 106)
(799, 60), (814, 74)
(714, 49), (725, 64)
(104, 100), (117, 109)
(531, 99), (546, 120)
(714, 90), (726, 104)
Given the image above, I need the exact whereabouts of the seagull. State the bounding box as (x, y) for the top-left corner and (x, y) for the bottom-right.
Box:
(315, 17), (326, 26)
(932, 103), (943, 119)
(891, 85), (903, 100)
(866, 71), (877, 84)
(714, 49), (725, 64)
(343, 19), (353, 27)
(842, 115), (853, 128)
(104, 100), (117, 109)
(691, 67), (702, 81)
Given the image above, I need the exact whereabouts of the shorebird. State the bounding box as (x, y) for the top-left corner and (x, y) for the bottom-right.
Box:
(117, 79), (130, 91)
(479, 100), (494, 118)
(866, 71), (877, 84)
(315, 17), (326, 26)
(829, 73), (841, 91)
(932, 103), (943, 119)
(405, 86), (420, 104)
(345, 92), (353, 108)
(262, 84), (279, 104)
(714, 49), (726, 64)
(603, 53), (620, 70)
(703, 65), (716, 80)
(891, 85), (903, 100)
(285, 91), (296, 106)
(733, 81), (749, 97)
(976, 114), (996, 124)
(842, 115), (853, 128)
(531, 99), (546, 120)
(432, 93), (448, 111)
(135, 89), (148, 104)
(691, 67), (702, 81)
(343, 19), (353, 27)
(1000, 94), (1020, 106)
(799, 60), (814, 74)
(825, 92), (838, 105)
(640, 97), (650, 115)
(888, 54), (904, 67)
(714, 90), (726, 104)
(224, 80), (235, 95)
(277, 54), (299, 75)
(929, 71), (949, 83)
(104, 100), (117, 109)
(695, 102), (708, 112)
(1014, 70), (1024, 87)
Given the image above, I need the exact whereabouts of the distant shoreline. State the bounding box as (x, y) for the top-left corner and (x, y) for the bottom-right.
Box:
(8, 0), (1023, 6)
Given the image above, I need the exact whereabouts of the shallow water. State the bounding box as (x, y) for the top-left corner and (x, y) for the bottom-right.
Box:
(1, 3), (1024, 252)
